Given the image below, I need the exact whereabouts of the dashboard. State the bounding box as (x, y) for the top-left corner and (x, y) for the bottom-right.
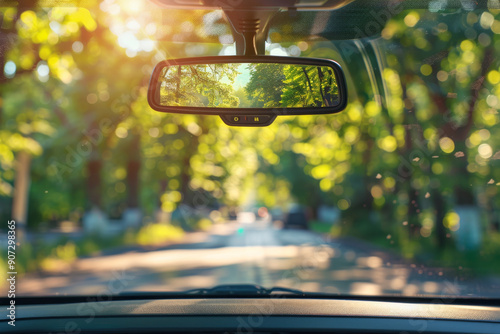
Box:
(1, 298), (500, 333)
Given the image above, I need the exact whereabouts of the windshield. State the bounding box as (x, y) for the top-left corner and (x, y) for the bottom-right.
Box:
(1, 1), (500, 299)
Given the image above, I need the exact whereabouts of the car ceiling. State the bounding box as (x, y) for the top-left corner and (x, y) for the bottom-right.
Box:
(152, 0), (493, 42)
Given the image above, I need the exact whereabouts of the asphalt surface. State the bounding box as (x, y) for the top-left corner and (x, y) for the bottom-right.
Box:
(6, 221), (500, 297)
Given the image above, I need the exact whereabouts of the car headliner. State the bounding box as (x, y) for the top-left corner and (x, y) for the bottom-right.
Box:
(151, 0), (495, 43)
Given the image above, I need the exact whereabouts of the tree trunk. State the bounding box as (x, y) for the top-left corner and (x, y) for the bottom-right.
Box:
(361, 136), (374, 211)
(401, 78), (420, 238)
(126, 134), (140, 208)
(87, 159), (102, 208)
(433, 189), (447, 249)
(180, 131), (199, 206)
(175, 65), (182, 103)
(11, 151), (31, 241)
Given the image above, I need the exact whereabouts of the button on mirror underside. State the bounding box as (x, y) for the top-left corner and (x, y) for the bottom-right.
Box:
(220, 115), (276, 126)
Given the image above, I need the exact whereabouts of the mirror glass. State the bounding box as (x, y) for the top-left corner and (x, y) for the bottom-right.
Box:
(154, 63), (340, 109)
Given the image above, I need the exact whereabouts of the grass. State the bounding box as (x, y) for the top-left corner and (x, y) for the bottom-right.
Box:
(0, 222), (189, 282)
(324, 215), (500, 277)
(309, 220), (342, 237)
(136, 223), (185, 246)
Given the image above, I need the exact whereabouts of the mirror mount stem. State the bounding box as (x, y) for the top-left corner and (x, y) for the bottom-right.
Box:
(223, 10), (278, 56)
(243, 30), (257, 56)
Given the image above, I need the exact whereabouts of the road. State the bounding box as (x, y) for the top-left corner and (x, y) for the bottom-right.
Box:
(9, 221), (500, 297)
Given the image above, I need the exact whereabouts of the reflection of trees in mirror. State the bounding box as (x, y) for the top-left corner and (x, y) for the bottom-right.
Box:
(245, 64), (286, 108)
(281, 65), (339, 108)
(246, 64), (339, 108)
(159, 63), (339, 109)
(318, 67), (340, 106)
(159, 64), (240, 107)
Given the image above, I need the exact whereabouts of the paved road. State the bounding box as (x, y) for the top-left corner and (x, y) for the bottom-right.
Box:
(7, 221), (500, 297)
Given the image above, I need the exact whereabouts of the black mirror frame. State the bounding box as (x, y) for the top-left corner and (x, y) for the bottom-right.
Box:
(147, 55), (348, 116)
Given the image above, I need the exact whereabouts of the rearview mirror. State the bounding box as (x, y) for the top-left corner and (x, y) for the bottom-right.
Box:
(148, 56), (347, 126)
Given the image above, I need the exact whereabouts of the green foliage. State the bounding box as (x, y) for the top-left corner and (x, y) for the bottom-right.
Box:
(281, 65), (339, 107)
(245, 63), (340, 108)
(246, 63), (286, 107)
(159, 64), (240, 107)
(136, 223), (184, 246)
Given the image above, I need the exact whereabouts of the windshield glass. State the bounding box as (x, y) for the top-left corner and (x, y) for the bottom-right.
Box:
(1, 1), (500, 298)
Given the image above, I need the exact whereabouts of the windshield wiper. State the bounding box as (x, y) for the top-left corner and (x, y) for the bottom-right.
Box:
(183, 284), (306, 296)
(118, 284), (311, 297)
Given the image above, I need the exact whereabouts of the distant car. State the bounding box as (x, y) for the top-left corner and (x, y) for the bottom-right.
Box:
(269, 207), (284, 222)
(283, 207), (309, 229)
(227, 207), (238, 221)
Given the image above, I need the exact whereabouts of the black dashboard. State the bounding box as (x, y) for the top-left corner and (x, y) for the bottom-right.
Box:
(1, 298), (500, 334)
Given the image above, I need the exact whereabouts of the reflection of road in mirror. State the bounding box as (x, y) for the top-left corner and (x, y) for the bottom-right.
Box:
(157, 63), (339, 109)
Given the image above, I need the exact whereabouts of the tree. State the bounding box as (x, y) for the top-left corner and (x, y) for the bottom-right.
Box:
(159, 64), (240, 107)
(281, 65), (339, 107)
(245, 63), (286, 108)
